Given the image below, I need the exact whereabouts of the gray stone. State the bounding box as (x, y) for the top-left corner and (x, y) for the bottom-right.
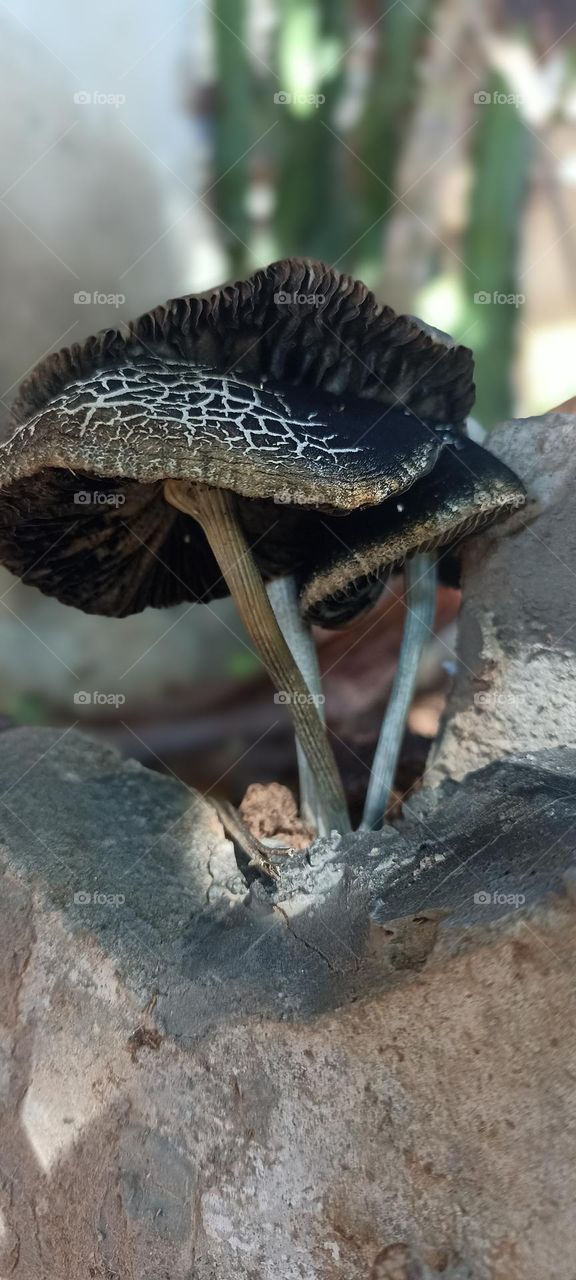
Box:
(2, 726), (576, 1277)
(429, 410), (576, 784)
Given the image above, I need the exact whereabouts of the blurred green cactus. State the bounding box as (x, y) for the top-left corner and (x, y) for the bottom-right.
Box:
(351, 0), (436, 282)
(207, 3), (530, 425)
(212, 0), (252, 275)
(458, 70), (531, 427)
(273, 0), (351, 261)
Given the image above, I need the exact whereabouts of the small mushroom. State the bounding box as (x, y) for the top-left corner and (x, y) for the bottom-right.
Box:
(266, 573), (326, 832)
(362, 550), (437, 830)
(0, 259), (474, 839)
(298, 436), (527, 827)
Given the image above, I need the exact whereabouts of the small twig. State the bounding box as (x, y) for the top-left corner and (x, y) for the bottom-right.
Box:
(212, 797), (290, 882)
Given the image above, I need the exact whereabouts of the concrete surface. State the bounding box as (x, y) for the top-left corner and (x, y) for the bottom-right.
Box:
(1, 727), (576, 1278)
(429, 411), (576, 785)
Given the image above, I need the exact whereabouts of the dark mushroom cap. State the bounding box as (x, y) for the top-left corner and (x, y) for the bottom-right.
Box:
(13, 258), (475, 424)
(0, 259), (475, 616)
(299, 437), (527, 626)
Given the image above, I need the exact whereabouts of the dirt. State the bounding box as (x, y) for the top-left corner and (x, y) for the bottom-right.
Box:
(126, 1025), (163, 1061)
(239, 782), (314, 850)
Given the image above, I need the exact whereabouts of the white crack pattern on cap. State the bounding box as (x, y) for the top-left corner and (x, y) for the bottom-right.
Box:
(5, 358), (366, 465)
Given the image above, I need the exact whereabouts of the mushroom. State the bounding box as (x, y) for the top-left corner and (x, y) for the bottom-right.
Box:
(0, 260), (475, 840)
(0, 373), (442, 838)
(266, 573), (326, 831)
(298, 436), (527, 827)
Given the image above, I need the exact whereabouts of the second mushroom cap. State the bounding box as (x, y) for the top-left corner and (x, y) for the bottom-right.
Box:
(298, 436), (527, 627)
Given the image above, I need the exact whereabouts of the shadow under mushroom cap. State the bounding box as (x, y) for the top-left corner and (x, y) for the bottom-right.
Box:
(0, 259), (475, 617)
(299, 437), (527, 626)
(0, 361), (454, 616)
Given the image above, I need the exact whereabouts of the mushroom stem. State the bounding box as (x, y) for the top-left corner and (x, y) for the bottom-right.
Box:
(266, 575), (327, 835)
(361, 553), (437, 831)
(164, 481), (351, 835)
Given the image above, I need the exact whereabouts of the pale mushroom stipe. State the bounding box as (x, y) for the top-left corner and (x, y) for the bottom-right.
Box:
(299, 435), (527, 826)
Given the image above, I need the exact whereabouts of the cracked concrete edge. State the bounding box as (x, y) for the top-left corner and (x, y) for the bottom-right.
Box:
(3, 784), (576, 1278)
(428, 410), (576, 786)
(2, 728), (576, 1048)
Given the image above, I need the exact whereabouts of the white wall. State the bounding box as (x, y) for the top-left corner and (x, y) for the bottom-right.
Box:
(0, 1), (245, 708)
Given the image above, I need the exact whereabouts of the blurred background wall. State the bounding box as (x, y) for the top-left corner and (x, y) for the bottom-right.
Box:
(0, 0), (574, 809)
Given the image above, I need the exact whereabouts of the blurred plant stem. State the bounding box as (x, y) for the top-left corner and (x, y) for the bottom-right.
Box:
(208, 5), (534, 430)
(273, 0), (352, 260)
(213, 0), (251, 275)
(458, 69), (531, 427)
(351, 0), (436, 282)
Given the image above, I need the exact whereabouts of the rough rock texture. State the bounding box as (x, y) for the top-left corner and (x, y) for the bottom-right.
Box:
(429, 411), (576, 784)
(2, 727), (576, 1278)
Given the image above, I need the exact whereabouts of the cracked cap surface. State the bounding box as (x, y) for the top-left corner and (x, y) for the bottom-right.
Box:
(0, 258), (474, 616)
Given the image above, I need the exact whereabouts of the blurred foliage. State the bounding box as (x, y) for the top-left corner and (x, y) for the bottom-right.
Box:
(273, 0), (350, 262)
(351, 0), (437, 280)
(457, 70), (531, 426)
(212, 0), (252, 274)
(2, 693), (49, 725)
(207, 1), (559, 427)
(226, 650), (263, 678)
